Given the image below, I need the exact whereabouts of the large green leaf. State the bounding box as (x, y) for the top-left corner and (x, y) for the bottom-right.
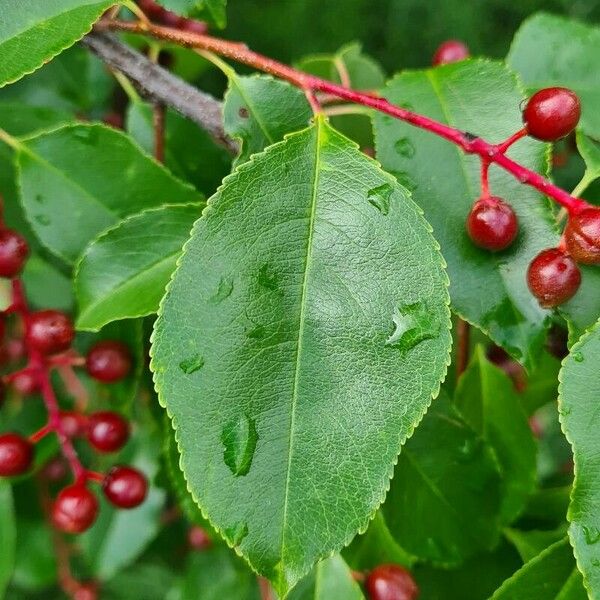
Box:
(151, 117), (451, 596)
(384, 393), (502, 565)
(559, 319), (600, 599)
(15, 123), (202, 263)
(374, 59), (559, 369)
(288, 555), (364, 600)
(507, 13), (600, 139)
(0, 0), (116, 88)
(223, 74), (313, 166)
(75, 204), (201, 331)
(455, 346), (536, 523)
(0, 482), (16, 597)
(490, 538), (586, 599)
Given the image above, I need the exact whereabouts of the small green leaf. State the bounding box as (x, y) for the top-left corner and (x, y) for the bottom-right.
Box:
(508, 13), (600, 139)
(504, 526), (568, 563)
(288, 555), (364, 600)
(0, 482), (16, 597)
(0, 0), (116, 88)
(152, 118), (451, 596)
(491, 538), (586, 599)
(157, 0), (227, 28)
(16, 123), (202, 263)
(455, 346), (536, 523)
(559, 319), (600, 598)
(384, 393), (502, 565)
(223, 74), (313, 166)
(75, 204), (201, 331)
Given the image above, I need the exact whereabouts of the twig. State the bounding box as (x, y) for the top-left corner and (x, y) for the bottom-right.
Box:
(153, 103), (166, 162)
(456, 319), (471, 376)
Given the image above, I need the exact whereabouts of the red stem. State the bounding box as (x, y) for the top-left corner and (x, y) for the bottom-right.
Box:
(101, 19), (589, 215)
(480, 160), (490, 199)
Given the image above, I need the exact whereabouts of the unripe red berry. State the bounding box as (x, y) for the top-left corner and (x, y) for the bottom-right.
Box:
(103, 465), (148, 509)
(0, 229), (29, 278)
(432, 40), (469, 66)
(85, 341), (132, 383)
(52, 485), (99, 533)
(11, 370), (40, 396)
(0, 433), (34, 476)
(26, 310), (74, 355)
(523, 87), (581, 142)
(527, 248), (581, 308)
(564, 207), (600, 265)
(60, 411), (87, 438)
(365, 564), (419, 600)
(188, 526), (211, 551)
(87, 412), (129, 453)
(466, 197), (518, 251)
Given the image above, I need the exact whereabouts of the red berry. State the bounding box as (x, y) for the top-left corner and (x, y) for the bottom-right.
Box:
(6, 338), (26, 363)
(180, 19), (208, 34)
(527, 248), (581, 308)
(41, 457), (68, 482)
(188, 526), (211, 551)
(103, 465), (148, 509)
(466, 197), (518, 251)
(160, 10), (184, 27)
(564, 207), (600, 265)
(432, 40), (469, 66)
(137, 0), (164, 19)
(60, 411), (87, 438)
(85, 341), (132, 383)
(87, 412), (129, 453)
(11, 370), (40, 395)
(0, 433), (34, 476)
(52, 485), (99, 533)
(365, 564), (419, 600)
(523, 87), (581, 142)
(74, 583), (98, 600)
(0, 229), (29, 278)
(26, 310), (74, 355)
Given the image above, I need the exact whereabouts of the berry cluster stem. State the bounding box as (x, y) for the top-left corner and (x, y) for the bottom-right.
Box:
(101, 19), (589, 215)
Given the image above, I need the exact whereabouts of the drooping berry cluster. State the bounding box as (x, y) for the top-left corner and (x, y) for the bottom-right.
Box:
(0, 218), (148, 547)
(137, 0), (208, 33)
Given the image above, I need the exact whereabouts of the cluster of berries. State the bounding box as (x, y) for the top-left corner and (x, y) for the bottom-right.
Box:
(0, 225), (147, 535)
(137, 0), (208, 33)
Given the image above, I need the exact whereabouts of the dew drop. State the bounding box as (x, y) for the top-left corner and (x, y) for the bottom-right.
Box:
(257, 263), (278, 291)
(386, 302), (440, 352)
(367, 183), (393, 215)
(179, 353), (204, 374)
(34, 194), (44, 204)
(34, 214), (51, 226)
(226, 521), (249, 546)
(573, 351), (584, 363)
(73, 127), (98, 145)
(584, 526), (600, 545)
(210, 276), (234, 303)
(394, 137), (415, 158)
(558, 405), (572, 416)
(239, 107), (249, 118)
(221, 413), (258, 477)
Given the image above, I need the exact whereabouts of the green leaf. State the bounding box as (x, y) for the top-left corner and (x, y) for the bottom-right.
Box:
(103, 563), (178, 600)
(507, 13), (600, 139)
(559, 319), (600, 598)
(223, 74), (313, 166)
(504, 526), (568, 563)
(491, 537), (586, 600)
(75, 204), (201, 331)
(16, 123), (202, 263)
(288, 555), (364, 600)
(157, 0), (227, 28)
(23, 254), (74, 312)
(11, 519), (57, 591)
(384, 393), (502, 565)
(455, 346), (536, 523)
(180, 545), (261, 599)
(126, 102), (231, 195)
(0, 103), (72, 137)
(0, 0), (116, 88)
(151, 117), (451, 596)
(0, 482), (16, 597)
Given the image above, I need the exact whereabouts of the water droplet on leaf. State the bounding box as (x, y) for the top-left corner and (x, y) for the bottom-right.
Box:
(179, 354), (204, 374)
(210, 276), (234, 303)
(225, 521), (249, 546)
(573, 351), (584, 363)
(394, 137), (415, 158)
(558, 404), (572, 416)
(221, 413), (258, 477)
(34, 194), (44, 204)
(34, 214), (51, 226)
(239, 107), (249, 118)
(584, 526), (600, 545)
(367, 183), (393, 215)
(386, 302), (439, 352)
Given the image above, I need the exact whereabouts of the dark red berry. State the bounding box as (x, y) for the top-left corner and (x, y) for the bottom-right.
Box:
(188, 526), (211, 551)
(87, 412), (129, 453)
(466, 196), (518, 251)
(6, 338), (26, 363)
(523, 87), (581, 141)
(432, 40), (469, 66)
(102, 112), (124, 130)
(180, 19), (208, 34)
(0, 433), (34, 476)
(52, 485), (99, 533)
(85, 341), (132, 383)
(0, 229), (29, 278)
(546, 324), (569, 360)
(564, 207), (600, 265)
(527, 248), (581, 308)
(160, 10), (184, 27)
(11, 370), (40, 396)
(41, 457), (68, 482)
(74, 582), (98, 600)
(365, 564), (419, 600)
(26, 310), (74, 355)
(137, 0), (164, 19)
(103, 465), (148, 509)
(60, 411), (87, 438)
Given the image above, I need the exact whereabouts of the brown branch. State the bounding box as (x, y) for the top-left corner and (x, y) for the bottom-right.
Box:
(81, 31), (238, 153)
